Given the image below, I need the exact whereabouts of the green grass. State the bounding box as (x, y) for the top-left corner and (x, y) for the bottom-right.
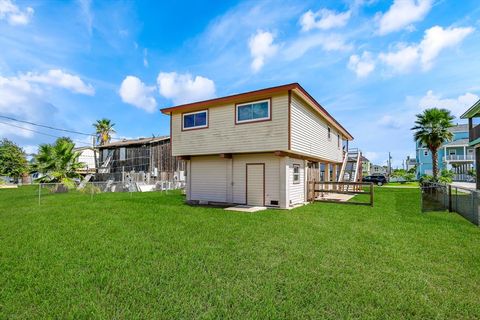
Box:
(385, 182), (419, 187)
(1, 187), (480, 319)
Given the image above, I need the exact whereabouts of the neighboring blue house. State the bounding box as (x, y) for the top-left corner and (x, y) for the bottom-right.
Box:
(416, 124), (475, 181)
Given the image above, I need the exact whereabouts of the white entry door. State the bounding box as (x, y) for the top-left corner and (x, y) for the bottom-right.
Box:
(246, 164), (265, 206)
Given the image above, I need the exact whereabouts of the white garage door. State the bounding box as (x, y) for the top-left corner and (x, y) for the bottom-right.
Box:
(191, 156), (227, 202)
(246, 164), (265, 206)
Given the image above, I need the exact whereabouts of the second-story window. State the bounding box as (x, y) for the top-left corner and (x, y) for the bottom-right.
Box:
(337, 134), (340, 148)
(327, 127), (331, 140)
(183, 110), (208, 130)
(236, 99), (270, 124)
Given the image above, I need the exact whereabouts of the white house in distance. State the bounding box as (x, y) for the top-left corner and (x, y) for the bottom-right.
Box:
(73, 147), (96, 174)
(161, 83), (353, 209)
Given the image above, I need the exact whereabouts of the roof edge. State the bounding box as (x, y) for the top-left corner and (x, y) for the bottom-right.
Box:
(460, 98), (480, 119)
(160, 83), (298, 113)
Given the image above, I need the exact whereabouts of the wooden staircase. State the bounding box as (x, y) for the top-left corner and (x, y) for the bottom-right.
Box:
(338, 148), (363, 190)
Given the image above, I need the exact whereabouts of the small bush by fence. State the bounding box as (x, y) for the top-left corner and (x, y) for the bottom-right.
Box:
(421, 182), (480, 225)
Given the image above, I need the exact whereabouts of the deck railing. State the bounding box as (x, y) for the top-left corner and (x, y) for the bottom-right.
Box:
(444, 155), (475, 161)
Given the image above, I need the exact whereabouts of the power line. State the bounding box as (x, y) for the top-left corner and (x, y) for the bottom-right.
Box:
(0, 115), (95, 137)
(0, 121), (92, 146)
(0, 115), (122, 140)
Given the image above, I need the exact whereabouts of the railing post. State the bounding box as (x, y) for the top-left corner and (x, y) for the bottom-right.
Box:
(448, 184), (452, 212)
(370, 182), (374, 206)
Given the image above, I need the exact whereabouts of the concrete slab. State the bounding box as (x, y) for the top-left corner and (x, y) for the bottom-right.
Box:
(224, 205), (268, 212)
(316, 193), (355, 202)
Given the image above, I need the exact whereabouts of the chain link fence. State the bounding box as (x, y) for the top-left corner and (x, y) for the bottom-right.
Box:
(35, 180), (185, 205)
(421, 182), (480, 225)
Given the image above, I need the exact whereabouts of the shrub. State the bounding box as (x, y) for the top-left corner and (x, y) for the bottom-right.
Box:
(78, 183), (101, 194)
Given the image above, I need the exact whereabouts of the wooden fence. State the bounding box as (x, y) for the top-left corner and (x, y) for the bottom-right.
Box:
(307, 181), (374, 206)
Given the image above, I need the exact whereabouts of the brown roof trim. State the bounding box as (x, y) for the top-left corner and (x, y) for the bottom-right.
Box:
(160, 83), (298, 114)
(99, 136), (170, 148)
(160, 82), (353, 140)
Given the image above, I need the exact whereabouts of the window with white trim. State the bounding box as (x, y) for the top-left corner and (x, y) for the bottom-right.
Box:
(293, 164), (300, 184)
(236, 99), (270, 123)
(327, 127), (331, 140)
(182, 110), (208, 130)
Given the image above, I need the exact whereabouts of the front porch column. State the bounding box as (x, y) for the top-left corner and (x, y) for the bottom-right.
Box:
(332, 164), (337, 191)
(325, 163), (331, 191)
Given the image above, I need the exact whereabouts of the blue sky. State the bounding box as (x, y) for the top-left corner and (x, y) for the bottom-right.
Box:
(1, 0), (479, 167)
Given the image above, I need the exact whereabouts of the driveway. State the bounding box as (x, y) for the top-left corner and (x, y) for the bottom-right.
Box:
(451, 182), (476, 190)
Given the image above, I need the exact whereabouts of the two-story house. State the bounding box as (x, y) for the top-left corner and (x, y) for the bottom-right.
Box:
(160, 83), (353, 209)
(361, 156), (371, 176)
(416, 124), (475, 181)
(460, 99), (480, 188)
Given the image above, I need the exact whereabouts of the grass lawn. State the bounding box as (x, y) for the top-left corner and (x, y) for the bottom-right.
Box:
(1, 187), (480, 319)
(385, 182), (420, 187)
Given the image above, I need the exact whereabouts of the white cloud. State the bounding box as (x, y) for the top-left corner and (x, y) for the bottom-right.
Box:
(248, 30), (279, 72)
(300, 9), (351, 31)
(22, 69), (95, 95)
(348, 51), (375, 77)
(0, 0), (34, 26)
(284, 34), (351, 60)
(379, 45), (419, 73)
(419, 90), (479, 117)
(379, 115), (401, 129)
(157, 72), (216, 105)
(0, 75), (57, 139)
(420, 26), (475, 70)
(379, 25), (474, 73)
(119, 76), (157, 113)
(377, 0), (432, 35)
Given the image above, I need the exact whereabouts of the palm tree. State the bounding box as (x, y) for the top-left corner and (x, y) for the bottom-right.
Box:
(31, 138), (85, 188)
(411, 108), (454, 180)
(93, 118), (115, 146)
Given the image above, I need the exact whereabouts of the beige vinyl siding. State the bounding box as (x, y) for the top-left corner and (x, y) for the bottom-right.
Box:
(290, 93), (344, 163)
(288, 158), (305, 205)
(232, 153), (280, 206)
(171, 94), (289, 156)
(190, 156), (228, 202)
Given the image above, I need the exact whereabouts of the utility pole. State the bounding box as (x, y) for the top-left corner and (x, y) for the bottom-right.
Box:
(388, 152), (392, 177)
(92, 135), (98, 171)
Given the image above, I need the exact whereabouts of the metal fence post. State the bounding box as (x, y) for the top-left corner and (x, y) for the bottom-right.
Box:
(448, 184), (452, 212)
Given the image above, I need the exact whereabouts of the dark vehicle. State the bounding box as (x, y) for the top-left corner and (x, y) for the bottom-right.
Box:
(362, 175), (387, 186)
